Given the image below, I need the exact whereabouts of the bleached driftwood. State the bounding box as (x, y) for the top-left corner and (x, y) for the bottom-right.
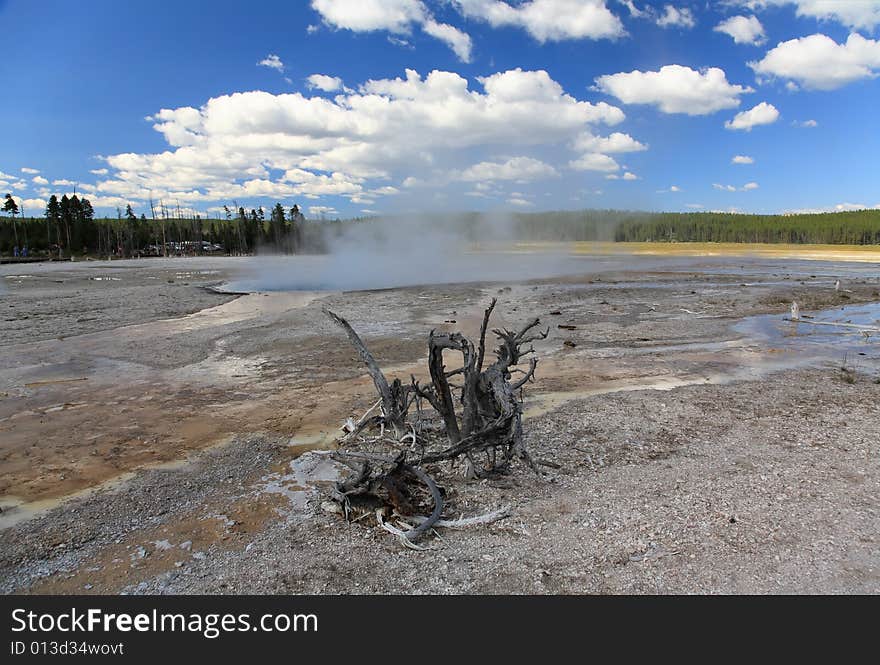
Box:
(406, 505), (512, 529)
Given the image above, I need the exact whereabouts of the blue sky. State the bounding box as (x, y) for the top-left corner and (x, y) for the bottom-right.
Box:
(1, 0), (879, 218)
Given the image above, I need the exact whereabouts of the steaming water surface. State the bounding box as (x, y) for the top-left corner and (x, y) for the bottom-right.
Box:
(216, 250), (799, 293)
(218, 251), (639, 293)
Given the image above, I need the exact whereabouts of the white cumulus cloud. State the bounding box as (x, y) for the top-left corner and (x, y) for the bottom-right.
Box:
(312, 0), (473, 61)
(595, 64), (753, 115)
(750, 33), (880, 90)
(730, 1), (880, 31)
(725, 101), (779, 130)
(257, 54), (285, 72)
(570, 153), (620, 172)
(90, 67), (629, 210)
(732, 154), (755, 164)
(7, 196), (48, 212)
(452, 0), (625, 42)
(306, 74), (344, 92)
(20, 167), (40, 174)
(308, 205), (338, 216)
(714, 15), (765, 44)
(421, 19), (473, 62)
(656, 5), (695, 28)
(312, 0), (423, 31)
(572, 131), (647, 153)
(458, 156), (559, 181)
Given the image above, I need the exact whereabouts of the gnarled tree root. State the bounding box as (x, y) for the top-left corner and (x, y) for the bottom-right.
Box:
(324, 302), (546, 549)
(331, 451), (443, 545)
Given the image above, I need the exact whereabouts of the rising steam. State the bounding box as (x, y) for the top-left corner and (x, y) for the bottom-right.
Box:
(223, 214), (605, 292)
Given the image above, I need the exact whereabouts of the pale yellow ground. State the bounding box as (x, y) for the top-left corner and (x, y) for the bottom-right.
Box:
(513, 242), (880, 263)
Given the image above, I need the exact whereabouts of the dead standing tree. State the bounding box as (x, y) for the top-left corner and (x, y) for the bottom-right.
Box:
(323, 299), (548, 546)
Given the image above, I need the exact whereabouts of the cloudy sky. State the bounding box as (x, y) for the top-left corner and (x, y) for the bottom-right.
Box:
(2, 0), (879, 218)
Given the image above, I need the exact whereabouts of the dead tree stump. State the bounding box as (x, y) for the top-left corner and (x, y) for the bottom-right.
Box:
(323, 300), (547, 544)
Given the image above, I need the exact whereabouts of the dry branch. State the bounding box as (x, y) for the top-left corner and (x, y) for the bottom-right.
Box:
(406, 505), (512, 528)
(324, 307), (411, 438)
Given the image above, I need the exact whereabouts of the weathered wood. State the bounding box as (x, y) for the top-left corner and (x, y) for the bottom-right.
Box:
(331, 450), (443, 543)
(426, 332), (467, 443)
(324, 307), (409, 438)
(476, 298), (497, 373)
(407, 505), (512, 528)
(327, 301), (548, 546)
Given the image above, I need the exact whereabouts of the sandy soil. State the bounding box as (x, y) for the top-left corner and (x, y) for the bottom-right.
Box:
(0, 252), (878, 594)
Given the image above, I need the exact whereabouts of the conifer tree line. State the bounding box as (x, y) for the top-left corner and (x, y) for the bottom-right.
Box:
(0, 194), (320, 257)
(4, 200), (880, 257)
(510, 209), (880, 244)
(610, 210), (880, 244)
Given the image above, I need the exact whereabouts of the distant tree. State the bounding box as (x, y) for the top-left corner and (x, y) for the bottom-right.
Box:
(238, 206), (256, 251)
(271, 202), (286, 250)
(125, 204), (137, 220)
(3, 193), (19, 217)
(4, 193), (19, 245)
(289, 204), (304, 253)
(80, 198), (96, 252)
(80, 198), (94, 221)
(271, 202), (286, 223)
(45, 194), (60, 220)
(290, 204), (303, 223)
(59, 194), (73, 251)
(231, 207), (250, 250)
(45, 195), (61, 250)
(68, 195), (85, 252)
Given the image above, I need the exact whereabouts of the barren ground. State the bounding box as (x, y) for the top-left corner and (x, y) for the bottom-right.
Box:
(0, 252), (878, 594)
